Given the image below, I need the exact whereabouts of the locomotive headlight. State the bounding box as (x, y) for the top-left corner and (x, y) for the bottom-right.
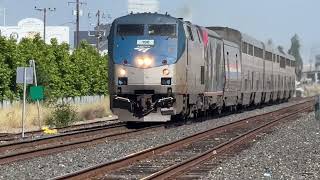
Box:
(144, 57), (152, 67)
(135, 56), (154, 68)
(137, 58), (144, 66)
(119, 68), (127, 76)
(162, 68), (170, 76)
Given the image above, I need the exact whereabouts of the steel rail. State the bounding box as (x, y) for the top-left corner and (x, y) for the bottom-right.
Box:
(0, 124), (163, 165)
(0, 119), (120, 142)
(0, 122), (127, 153)
(142, 105), (312, 179)
(53, 99), (313, 180)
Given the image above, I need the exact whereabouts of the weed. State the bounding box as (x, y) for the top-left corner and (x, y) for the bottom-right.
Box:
(45, 103), (82, 128)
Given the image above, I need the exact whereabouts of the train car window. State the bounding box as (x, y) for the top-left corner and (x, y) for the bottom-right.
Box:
(248, 44), (253, 56)
(242, 42), (248, 54)
(280, 56), (286, 68)
(265, 51), (272, 61)
(273, 54), (276, 62)
(251, 71), (254, 90)
(277, 55), (280, 63)
(286, 59), (290, 66)
(186, 26), (194, 41)
(148, 24), (177, 37)
(200, 66), (205, 84)
(254, 47), (263, 58)
(117, 24), (144, 36)
(245, 79), (248, 91)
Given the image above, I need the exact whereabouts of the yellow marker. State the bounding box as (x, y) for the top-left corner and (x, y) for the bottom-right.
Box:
(42, 126), (58, 135)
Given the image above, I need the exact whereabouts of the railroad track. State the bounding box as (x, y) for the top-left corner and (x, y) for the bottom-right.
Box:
(0, 119), (121, 142)
(0, 122), (164, 165)
(0, 97), (305, 143)
(53, 99), (313, 180)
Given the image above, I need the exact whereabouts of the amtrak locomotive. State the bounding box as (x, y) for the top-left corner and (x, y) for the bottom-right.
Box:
(108, 13), (296, 122)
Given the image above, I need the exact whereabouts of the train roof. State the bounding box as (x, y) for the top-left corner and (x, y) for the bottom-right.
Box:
(113, 13), (181, 25)
(208, 27), (264, 48)
(264, 43), (275, 52)
(273, 48), (295, 61)
(205, 28), (222, 39)
(242, 33), (264, 49)
(207, 27), (242, 46)
(208, 27), (295, 61)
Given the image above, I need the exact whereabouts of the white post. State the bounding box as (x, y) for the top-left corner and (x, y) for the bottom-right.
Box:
(22, 68), (27, 138)
(30, 60), (41, 128)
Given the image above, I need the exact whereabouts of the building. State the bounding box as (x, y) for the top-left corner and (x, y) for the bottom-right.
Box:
(74, 24), (111, 52)
(302, 64), (320, 83)
(0, 18), (69, 44)
(301, 54), (320, 83)
(128, 0), (160, 13)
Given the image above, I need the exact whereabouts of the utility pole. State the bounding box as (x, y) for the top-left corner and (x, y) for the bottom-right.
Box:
(96, 10), (101, 50)
(76, 0), (80, 48)
(68, 0), (86, 48)
(34, 7), (56, 43)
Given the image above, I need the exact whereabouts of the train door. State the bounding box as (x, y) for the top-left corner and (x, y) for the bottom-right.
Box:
(216, 40), (224, 92)
(223, 43), (241, 106)
(206, 39), (215, 92)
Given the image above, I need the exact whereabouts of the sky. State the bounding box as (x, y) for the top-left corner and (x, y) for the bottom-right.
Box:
(0, 0), (320, 62)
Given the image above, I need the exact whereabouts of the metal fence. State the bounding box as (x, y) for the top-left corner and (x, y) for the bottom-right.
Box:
(0, 95), (106, 109)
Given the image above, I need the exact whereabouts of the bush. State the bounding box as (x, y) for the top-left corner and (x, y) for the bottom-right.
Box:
(45, 103), (82, 128)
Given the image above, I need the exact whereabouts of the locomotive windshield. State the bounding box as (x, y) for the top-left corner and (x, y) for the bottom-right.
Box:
(117, 24), (144, 36)
(148, 24), (177, 37)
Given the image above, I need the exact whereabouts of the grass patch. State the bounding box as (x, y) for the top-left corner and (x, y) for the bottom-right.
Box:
(301, 84), (320, 97)
(76, 96), (112, 120)
(0, 103), (48, 133)
(0, 96), (112, 133)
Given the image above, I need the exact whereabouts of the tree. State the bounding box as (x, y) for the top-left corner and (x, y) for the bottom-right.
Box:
(288, 34), (303, 81)
(0, 35), (109, 101)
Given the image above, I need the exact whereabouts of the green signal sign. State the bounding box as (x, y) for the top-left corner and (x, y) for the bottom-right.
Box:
(29, 86), (44, 101)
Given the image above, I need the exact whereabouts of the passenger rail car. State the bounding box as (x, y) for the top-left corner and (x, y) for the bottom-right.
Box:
(108, 13), (296, 122)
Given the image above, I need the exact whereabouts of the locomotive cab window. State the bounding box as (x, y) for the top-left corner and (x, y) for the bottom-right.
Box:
(117, 24), (144, 36)
(148, 24), (177, 37)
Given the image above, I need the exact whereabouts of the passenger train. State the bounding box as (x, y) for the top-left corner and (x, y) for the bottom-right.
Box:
(108, 13), (296, 122)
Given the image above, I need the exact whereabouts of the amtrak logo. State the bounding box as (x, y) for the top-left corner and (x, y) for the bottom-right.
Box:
(134, 47), (151, 53)
(135, 40), (154, 53)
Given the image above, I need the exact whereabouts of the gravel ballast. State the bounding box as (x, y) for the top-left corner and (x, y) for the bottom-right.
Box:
(0, 100), (312, 179)
(203, 112), (320, 180)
